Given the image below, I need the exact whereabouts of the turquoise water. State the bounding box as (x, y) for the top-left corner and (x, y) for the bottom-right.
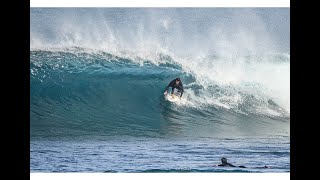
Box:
(30, 8), (290, 172)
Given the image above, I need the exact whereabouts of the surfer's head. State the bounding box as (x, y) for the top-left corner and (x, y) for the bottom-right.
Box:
(221, 157), (228, 164)
(175, 77), (180, 84)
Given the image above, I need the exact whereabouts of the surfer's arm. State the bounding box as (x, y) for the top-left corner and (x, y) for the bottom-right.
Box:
(256, 165), (270, 168)
(179, 91), (183, 98)
(164, 84), (170, 95)
(179, 83), (184, 97)
(164, 80), (175, 92)
(180, 87), (184, 97)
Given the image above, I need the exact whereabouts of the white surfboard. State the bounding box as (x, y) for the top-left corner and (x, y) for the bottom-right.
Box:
(165, 94), (181, 102)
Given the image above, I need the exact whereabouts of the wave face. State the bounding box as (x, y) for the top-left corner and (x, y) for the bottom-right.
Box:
(30, 8), (290, 139)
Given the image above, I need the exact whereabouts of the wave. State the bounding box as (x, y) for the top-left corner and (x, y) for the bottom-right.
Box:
(30, 50), (289, 138)
(30, 8), (289, 138)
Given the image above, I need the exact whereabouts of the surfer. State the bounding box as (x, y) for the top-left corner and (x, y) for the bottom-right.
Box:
(163, 77), (184, 98)
(213, 157), (270, 169)
(215, 157), (245, 168)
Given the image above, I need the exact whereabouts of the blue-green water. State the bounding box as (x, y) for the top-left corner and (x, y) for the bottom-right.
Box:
(31, 137), (289, 172)
(30, 8), (290, 172)
(30, 50), (289, 172)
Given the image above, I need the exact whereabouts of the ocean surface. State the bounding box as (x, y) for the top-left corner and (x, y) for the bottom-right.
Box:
(30, 8), (290, 172)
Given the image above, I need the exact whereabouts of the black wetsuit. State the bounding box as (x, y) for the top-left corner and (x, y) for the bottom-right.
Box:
(218, 163), (236, 167)
(165, 79), (184, 97)
(218, 163), (246, 168)
(216, 158), (269, 169)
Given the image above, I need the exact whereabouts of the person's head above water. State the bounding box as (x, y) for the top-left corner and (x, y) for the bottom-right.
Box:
(175, 77), (180, 84)
(221, 157), (228, 164)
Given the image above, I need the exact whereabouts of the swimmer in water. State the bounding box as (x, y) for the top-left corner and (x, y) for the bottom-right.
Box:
(213, 157), (270, 169)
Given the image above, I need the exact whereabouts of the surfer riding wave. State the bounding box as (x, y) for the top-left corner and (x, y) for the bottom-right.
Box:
(164, 77), (184, 98)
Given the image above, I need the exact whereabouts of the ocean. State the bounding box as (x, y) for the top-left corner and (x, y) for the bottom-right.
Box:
(30, 8), (290, 172)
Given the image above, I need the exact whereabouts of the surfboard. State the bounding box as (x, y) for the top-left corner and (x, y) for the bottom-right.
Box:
(165, 93), (181, 102)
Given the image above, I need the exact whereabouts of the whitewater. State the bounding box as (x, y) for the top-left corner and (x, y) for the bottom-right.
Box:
(30, 8), (290, 172)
